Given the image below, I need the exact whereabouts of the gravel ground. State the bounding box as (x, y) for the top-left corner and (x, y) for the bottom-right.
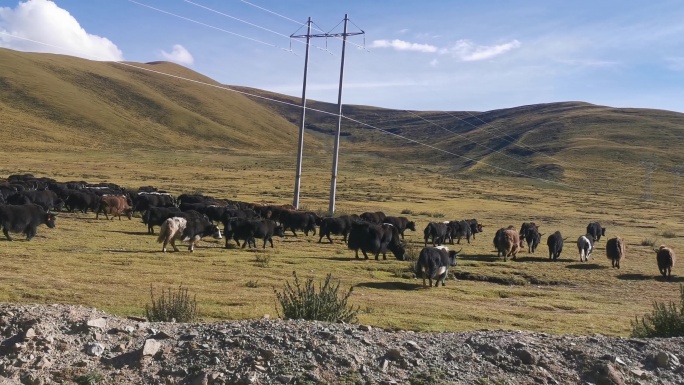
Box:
(1, 303), (683, 384)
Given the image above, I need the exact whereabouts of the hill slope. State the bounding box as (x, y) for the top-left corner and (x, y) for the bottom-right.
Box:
(0, 48), (309, 152)
(233, 86), (684, 185)
(2, 47), (684, 194)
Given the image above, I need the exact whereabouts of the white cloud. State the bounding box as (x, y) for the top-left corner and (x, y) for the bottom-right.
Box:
(397, 28), (409, 34)
(445, 39), (521, 61)
(370, 39), (438, 53)
(0, 0), (123, 61)
(159, 44), (194, 66)
(429, 58), (439, 67)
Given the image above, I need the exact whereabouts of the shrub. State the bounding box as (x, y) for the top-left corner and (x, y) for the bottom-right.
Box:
(401, 208), (414, 215)
(75, 372), (103, 385)
(641, 238), (656, 247)
(255, 254), (271, 268)
(631, 284), (684, 337)
(246, 280), (259, 288)
(145, 285), (198, 322)
(663, 231), (677, 239)
(274, 271), (359, 323)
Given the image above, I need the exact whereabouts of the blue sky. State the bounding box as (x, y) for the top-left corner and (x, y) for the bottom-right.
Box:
(0, 0), (683, 113)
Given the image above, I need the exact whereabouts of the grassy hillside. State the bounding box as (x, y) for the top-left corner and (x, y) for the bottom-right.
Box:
(2, 49), (684, 336)
(234, 86), (684, 200)
(0, 48), (312, 152)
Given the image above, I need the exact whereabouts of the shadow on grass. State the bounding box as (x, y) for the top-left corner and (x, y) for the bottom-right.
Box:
(565, 263), (608, 270)
(459, 253), (501, 262)
(322, 256), (353, 262)
(515, 256), (560, 263)
(110, 230), (150, 236)
(617, 273), (684, 283)
(104, 249), (158, 254)
(355, 281), (421, 291)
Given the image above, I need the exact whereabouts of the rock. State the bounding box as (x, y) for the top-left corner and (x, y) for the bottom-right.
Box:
(152, 331), (173, 340)
(113, 344), (126, 352)
(24, 328), (36, 340)
(85, 343), (105, 357)
(591, 362), (625, 385)
(359, 325), (372, 332)
(141, 338), (161, 358)
(275, 375), (294, 384)
(34, 356), (51, 369)
(386, 348), (403, 360)
(380, 358), (390, 372)
(614, 357), (626, 366)
(630, 369), (646, 379)
(514, 349), (537, 365)
(655, 351), (679, 368)
(86, 317), (107, 329)
(405, 341), (420, 351)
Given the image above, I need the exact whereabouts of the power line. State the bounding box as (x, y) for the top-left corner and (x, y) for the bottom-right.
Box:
(239, 0), (368, 51)
(2, 32), (682, 202)
(405, 110), (541, 168)
(443, 110), (645, 177)
(127, 0), (292, 53)
(341, 115), (574, 189)
(181, 0), (332, 55)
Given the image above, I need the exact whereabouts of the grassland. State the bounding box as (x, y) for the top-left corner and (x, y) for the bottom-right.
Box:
(1, 48), (684, 336)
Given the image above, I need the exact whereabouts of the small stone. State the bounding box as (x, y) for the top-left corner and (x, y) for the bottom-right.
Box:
(113, 344), (126, 353)
(34, 356), (51, 369)
(94, 332), (102, 341)
(124, 326), (135, 333)
(24, 328), (37, 340)
(181, 331), (200, 340)
(386, 348), (403, 360)
(262, 314), (270, 319)
(630, 369), (647, 378)
(74, 359), (90, 367)
(359, 325), (372, 332)
(614, 357), (627, 366)
(514, 349), (537, 365)
(405, 341), (420, 351)
(446, 351), (458, 361)
(260, 349), (276, 361)
(86, 318), (107, 329)
(152, 331), (173, 340)
(656, 352), (671, 368)
(211, 356), (221, 365)
(85, 343), (105, 357)
(254, 365), (267, 372)
(276, 375), (294, 384)
(141, 338), (161, 357)
(380, 358), (390, 372)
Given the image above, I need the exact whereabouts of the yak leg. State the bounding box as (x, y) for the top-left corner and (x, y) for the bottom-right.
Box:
(25, 226), (36, 241)
(170, 238), (180, 252)
(361, 250), (370, 260)
(268, 236), (275, 248)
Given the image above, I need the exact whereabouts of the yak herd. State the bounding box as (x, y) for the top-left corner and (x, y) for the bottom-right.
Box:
(0, 174), (677, 287)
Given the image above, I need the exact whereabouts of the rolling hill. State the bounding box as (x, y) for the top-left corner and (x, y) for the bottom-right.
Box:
(2, 47), (684, 196)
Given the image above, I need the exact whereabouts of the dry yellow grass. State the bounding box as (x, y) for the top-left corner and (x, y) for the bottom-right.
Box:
(2, 48), (684, 336)
(1, 149), (683, 337)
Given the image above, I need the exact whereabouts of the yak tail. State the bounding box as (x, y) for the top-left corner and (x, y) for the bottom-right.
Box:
(157, 222), (170, 244)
